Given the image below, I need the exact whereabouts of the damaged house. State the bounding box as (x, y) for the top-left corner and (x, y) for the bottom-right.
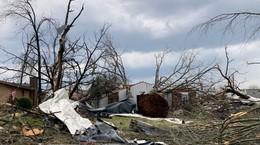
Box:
(164, 89), (197, 111)
(91, 81), (198, 114)
(0, 77), (38, 105)
(92, 81), (154, 108)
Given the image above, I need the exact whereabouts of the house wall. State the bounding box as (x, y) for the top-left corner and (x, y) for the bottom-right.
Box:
(118, 89), (127, 101)
(98, 94), (108, 107)
(163, 93), (173, 111)
(0, 84), (31, 104)
(93, 93), (118, 108)
(118, 82), (154, 103)
(94, 82), (153, 108)
(165, 90), (196, 111)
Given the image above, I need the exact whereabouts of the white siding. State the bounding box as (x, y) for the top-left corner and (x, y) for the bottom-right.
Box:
(118, 89), (127, 101)
(98, 94), (108, 107)
(163, 93), (172, 110)
(118, 82), (154, 103)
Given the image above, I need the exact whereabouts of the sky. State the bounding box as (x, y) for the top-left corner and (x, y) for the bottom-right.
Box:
(0, 0), (260, 89)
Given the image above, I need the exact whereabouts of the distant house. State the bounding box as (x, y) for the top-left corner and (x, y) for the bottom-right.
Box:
(244, 89), (260, 98)
(92, 81), (154, 108)
(114, 81), (154, 103)
(0, 77), (38, 106)
(164, 89), (197, 111)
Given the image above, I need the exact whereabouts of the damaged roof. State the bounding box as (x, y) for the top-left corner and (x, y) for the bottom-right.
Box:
(0, 80), (33, 91)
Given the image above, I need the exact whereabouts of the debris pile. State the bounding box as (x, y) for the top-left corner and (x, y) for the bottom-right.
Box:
(87, 98), (136, 117)
(39, 88), (93, 135)
(197, 93), (251, 119)
(130, 119), (170, 136)
(1, 87), (259, 144)
(218, 107), (260, 145)
(1, 89), (171, 144)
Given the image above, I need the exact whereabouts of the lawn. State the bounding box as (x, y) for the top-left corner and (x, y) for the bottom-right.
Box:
(0, 103), (259, 145)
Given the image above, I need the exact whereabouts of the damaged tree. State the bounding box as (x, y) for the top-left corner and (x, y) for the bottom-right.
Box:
(138, 49), (216, 117)
(0, 0), (124, 103)
(214, 47), (260, 104)
(0, 0), (54, 103)
(87, 34), (129, 102)
(153, 49), (215, 92)
(192, 12), (260, 42)
(191, 11), (260, 104)
(54, 0), (84, 92)
(218, 107), (260, 144)
(100, 34), (128, 86)
(192, 11), (260, 74)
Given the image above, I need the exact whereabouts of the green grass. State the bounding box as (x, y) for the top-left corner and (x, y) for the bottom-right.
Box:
(22, 115), (44, 126)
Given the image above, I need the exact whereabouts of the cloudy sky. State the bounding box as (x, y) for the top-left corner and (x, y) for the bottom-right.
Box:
(0, 0), (260, 88)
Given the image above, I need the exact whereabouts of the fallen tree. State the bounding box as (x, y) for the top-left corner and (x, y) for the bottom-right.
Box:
(218, 107), (260, 145)
(214, 47), (260, 105)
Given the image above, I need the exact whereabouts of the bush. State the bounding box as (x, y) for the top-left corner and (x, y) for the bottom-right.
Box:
(17, 97), (33, 109)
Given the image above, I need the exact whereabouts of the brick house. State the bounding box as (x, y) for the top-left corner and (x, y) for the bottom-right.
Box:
(164, 89), (197, 111)
(0, 77), (38, 106)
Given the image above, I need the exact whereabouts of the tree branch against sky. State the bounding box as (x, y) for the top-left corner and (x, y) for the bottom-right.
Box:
(1, 0), (260, 92)
(0, 0), (55, 103)
(189, 10), (260, 88)
(152, 48), (216, 92)
(0, 0), (127, 103)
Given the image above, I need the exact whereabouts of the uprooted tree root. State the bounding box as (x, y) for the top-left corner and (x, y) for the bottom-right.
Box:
(217, 107), (260, 145)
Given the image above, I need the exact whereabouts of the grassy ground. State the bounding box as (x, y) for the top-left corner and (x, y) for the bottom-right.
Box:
(0, 103), (259, 145)
(101, 113), (221, 144)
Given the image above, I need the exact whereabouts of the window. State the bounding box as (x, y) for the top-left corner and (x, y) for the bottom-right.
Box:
(181, 92), (189, 105)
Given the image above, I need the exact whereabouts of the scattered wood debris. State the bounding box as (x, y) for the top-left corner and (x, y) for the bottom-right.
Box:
(20, 126), (44, 136)
(129, 119), (170, 136)
(218, 107), (260, 145)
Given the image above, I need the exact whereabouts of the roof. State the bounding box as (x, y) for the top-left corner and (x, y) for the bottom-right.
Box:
(112, 81), (154, 94)
(0, 80), (34, 91)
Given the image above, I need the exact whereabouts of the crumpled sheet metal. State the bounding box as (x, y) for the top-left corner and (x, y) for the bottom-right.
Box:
(75, 120), (126, 143)
(39, 89), (166, 144)
(87, 98), (136, 117)
(75, 120), (166, 145)
(39, 88), (93, 135)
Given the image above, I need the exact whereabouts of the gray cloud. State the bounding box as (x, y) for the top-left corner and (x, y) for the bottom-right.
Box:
(1, 0), (260, 87)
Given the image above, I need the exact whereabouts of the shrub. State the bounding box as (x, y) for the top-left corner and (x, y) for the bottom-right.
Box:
(17, 97), (33, 109)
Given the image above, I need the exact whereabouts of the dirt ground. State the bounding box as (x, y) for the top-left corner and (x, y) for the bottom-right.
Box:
(0, 103), (259, 145)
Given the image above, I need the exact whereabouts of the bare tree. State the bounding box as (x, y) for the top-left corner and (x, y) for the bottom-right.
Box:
(153, 49), (170, 91)
(0, 0), (55, 103)
(54, 0), (84, 92)
(191, 11), (260, 64)
(214, 47), (253, 99)
(0, 0), (120, 103)
(192, 12), (260, 40)
(100, 34), (128, 86)
(66, 24), (111, 98)
(152, 49), (215, 92)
